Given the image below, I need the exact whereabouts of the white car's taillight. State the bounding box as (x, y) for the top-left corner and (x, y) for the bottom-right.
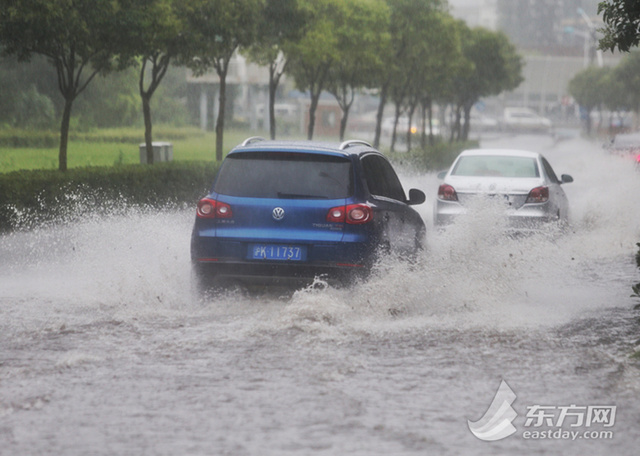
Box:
(438, 184), (458, 201)
(525, 186), (549, 204)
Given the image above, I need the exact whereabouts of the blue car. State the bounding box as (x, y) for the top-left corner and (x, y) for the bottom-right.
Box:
(191, 138), (426, 288)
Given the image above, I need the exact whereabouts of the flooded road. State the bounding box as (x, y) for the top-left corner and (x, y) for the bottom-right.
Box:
(1, 134), (640, 455)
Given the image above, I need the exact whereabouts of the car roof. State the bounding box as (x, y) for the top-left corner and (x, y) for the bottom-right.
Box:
(228, 138), (377, 157)
(458, 148), (541, 159)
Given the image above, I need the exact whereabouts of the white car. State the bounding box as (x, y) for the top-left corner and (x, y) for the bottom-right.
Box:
(434, 149), (573, 228)
(502, 107), (552, 133)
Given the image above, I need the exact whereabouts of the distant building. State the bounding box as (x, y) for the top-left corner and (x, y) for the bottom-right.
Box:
(450, 0), (617, 122)
(449, 0), (498, 30)
(496, 0), (601, 53)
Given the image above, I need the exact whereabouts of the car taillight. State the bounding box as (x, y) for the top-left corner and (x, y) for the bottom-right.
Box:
(327, 206), (345, 223)
(346, 204), (372, 224)
(525, 186), (549, 204)
(327, 204), (373, 224)
(196, 198), (233, 219)
(438, 184), (458, 201)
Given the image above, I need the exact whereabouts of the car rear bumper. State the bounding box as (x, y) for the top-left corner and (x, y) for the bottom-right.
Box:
(192, 260), (368, 287)
(434, 200), (559, 227)
(191, 236), (373, 285)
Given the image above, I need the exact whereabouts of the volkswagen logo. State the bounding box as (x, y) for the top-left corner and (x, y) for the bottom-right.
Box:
(272, 207), (285, 221)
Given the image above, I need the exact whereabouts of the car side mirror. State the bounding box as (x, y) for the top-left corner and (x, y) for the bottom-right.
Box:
(561, 174), (573, 184)
(437, 171), (447, 180)
(408, 188), (426, 205)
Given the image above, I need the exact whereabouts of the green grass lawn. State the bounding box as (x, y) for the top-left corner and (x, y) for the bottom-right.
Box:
(0, 128), (264, 173)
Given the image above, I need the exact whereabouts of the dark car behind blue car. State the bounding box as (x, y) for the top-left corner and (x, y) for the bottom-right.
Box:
(191, 138), (426, 288)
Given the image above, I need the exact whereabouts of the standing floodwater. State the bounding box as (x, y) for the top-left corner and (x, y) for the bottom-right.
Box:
(1, 135), (640, 455)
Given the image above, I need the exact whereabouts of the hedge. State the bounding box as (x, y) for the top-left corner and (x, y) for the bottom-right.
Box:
(0, 161), (220, 231)
(0, 127), (204, 148)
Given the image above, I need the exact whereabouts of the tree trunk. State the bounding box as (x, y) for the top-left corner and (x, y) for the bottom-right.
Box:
(337, 84), (354, 142)
(390, 103), (402, 153)
(339, 106), (350, 142)
(420, 101), (427, 150)
(307, 90), (321, 140)
(461, 103), (472, 141)
(406, 102), (416, 152)
(58, 98), (73, 172)
(269, 76), (277, 140)
(450, 105), (462, 143)
(139, 56), (170, 165)
(216, 66), (228, 161)
(428, 102), (435, 146)
(142, 94), (154, 164)
(268, 63), (279, 140)
(373, 82), (388, 149)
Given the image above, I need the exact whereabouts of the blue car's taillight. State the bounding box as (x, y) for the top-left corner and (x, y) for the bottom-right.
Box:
(196, 198), (233, 219)
(326, 204), (372, 224)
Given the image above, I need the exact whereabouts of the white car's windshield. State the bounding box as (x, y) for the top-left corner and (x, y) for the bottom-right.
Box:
(451, 156), (539, 178)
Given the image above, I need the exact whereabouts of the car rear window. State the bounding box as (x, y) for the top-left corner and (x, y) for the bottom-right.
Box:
(451, 155), (539, 178)
(214, 151), (353, 199)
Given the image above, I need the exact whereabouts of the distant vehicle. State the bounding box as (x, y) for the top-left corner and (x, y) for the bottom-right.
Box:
(191, 138), (426, 289)
(434, 149), (573, 228)
(469, 113), (500, 133)
(256, 103), (298, 118)
(502, 107), (552, 133)
(605, 132), (640, 159)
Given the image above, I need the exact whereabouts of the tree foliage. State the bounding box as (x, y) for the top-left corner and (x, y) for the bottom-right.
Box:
(115, 0), (188, 164)
(612, 51), (640, 130)
(179, 0), (263, 161)
(569, 52), (640, 133)
(371, 0), (449, 150)
(568, 66), (612, 134)
(243, 0), (307, 140)
(0, 0), (527, 161)
(326, 0), (390, 141)
(598, 0), (640, 52)
(284, 0), (344, 140)
(449, 24), (523, 141)
(0, 0), (123, 171)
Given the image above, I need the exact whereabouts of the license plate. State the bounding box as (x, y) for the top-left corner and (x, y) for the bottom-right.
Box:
(249, 244), (305, 261)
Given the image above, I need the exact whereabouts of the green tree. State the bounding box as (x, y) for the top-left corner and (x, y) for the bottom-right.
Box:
(406, 11), (462, 150)
(371, 0), (447, 150)
(116, 0), (187, 164)
(243, 0), (307, 140)
(598, 0), (640, 52)
(285, 0), (346, 140)
(72, 66), (140, 129)
(612, 51), (640, 129)
(14, 85), (56, 129)
(0, 0), (122, 171)
(450, 25), (523, 141)
(0, 55), (58, 128)
(568, 65), (612, 135)
(325, 0), (390, 141)
(179, 0), (263, 161)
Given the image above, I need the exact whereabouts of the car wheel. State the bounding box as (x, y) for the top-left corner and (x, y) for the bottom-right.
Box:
(190, 262), (218, 298)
